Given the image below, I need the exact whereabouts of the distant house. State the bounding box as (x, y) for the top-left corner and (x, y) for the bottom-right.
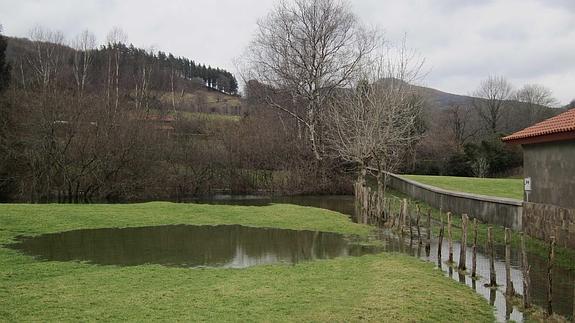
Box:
(502, 108), (575, 209)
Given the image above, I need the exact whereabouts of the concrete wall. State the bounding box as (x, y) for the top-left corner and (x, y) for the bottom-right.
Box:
(523, 140), (575, 209)
(523, 202), (575, 249)
(384, 173), (523, 230)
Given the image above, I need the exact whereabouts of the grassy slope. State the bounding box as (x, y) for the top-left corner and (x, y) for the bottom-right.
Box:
(0, 203), (494, 322)
(402, 175), (523, 200)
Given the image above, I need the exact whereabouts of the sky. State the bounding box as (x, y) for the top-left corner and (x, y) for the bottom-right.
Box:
(0, 0), (573, 104)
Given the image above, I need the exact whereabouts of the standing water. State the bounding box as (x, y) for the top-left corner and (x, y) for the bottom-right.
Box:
(7, 224), (381, 268)
(195, 194), (574, 322)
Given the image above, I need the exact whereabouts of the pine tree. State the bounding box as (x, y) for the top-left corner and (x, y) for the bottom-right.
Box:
(0, 27), (10, 92)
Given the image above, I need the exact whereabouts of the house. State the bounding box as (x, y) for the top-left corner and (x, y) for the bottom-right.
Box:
(502, 108), (575, 248)
(502, 108), (575, 209)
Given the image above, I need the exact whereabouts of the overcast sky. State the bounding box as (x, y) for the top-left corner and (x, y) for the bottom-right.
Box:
(0, 0), (573, 104)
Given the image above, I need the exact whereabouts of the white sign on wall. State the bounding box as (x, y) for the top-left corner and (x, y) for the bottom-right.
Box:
(524, 177), (532, 192)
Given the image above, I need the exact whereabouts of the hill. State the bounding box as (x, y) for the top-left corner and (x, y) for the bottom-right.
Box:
(5, 36), (242, 118)
(412, 84), (475, 109)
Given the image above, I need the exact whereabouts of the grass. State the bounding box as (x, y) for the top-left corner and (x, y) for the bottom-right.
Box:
(0, 202), (495, 322)
(401, 175), (523, 200)
(178, 111), (240, 122)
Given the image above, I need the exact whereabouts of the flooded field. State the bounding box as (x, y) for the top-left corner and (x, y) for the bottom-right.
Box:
(5, 194), (573, 321)
(195, 194), (574, 322)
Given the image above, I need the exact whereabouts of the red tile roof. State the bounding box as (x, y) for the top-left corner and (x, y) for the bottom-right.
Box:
(502, 108), (575, 144)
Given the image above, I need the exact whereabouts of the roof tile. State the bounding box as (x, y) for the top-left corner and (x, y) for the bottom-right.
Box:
(502, 108), (575, 142)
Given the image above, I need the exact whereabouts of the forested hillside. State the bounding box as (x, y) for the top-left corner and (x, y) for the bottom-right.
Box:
(0, 27), (347, 203)
(6, 36), (238, 94)
(0, 25), (568, 203)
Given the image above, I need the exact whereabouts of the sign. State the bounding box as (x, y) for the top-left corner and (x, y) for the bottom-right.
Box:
(524, 177), (532, 192)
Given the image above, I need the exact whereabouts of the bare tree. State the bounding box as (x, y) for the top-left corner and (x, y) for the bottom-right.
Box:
(25, 26), (66, 201)
(325, 40), (424, 219)
(244, 0), (378, 160)
(134, 47), (154, 111)
(71, 30), (96, 96)
(445, 102), (477, 147)
(106, 27), (128, 114)
(27, 26), (65, 90)
(515, 84), (558, 125)
(472, 75), (513, 134)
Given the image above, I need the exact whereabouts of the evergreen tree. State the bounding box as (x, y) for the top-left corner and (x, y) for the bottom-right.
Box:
(0, 26), (10, 92)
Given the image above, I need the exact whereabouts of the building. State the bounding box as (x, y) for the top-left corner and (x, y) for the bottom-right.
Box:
(502, 108), (575, 209)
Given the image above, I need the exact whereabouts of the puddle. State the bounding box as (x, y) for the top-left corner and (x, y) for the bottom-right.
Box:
(6, 224), (380, 269)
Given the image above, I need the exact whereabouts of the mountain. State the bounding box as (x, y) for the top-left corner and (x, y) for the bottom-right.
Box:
(412, 84), (474, 109)
(406, 81), (564, 136)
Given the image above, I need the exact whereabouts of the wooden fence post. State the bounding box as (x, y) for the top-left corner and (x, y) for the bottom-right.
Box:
(438, 214), (444, 267)
(402, 198), (408, 229)
(447, 212), (453, 264)
(458, 214), (468, 271)
(547, 236), (555, 316)
(404, 200), (413, 243)
(395, 199), (400, 228)
(416, 205), (422, 245)
(505, 228), (515, 297)
(521, 232), (531, 309)
(488, 226), (497, 287)
(472, 218), (478, 278)
(425, 209), (432, 256)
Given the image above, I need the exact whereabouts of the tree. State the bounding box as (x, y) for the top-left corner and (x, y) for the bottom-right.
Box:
(514, 84), (558, 125)
(24, 26), (66, 201)
(244, 0), (378, 160)
(106, 27), (128, 114)
(445, 102), (477, 148)
(71, 30), (96, 96)
(472, 76), (513, 134)
(28, 26), (65, 90)
(325, 41), (424, 221)
(0, 25), (10, 92)
(0, 25), (13, 200)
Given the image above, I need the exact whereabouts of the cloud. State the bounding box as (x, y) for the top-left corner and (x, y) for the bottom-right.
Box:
(0, 0), (573, 104)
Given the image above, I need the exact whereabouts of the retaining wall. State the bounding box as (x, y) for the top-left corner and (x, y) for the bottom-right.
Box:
(383, 172), (523, 230)
(523, 202), (575, 249)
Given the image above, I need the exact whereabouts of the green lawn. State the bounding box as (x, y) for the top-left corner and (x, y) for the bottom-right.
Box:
(402, 175), (523, 200)
(0, 202), (494, 322)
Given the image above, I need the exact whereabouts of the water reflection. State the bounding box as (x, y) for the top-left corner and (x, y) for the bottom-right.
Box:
(7, 225), (380, 269)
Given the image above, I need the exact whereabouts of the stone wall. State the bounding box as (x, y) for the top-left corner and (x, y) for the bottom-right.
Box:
(523, 140), (575, 209)
(523, 202), (575, 249)
(384, 172), (523, 230)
